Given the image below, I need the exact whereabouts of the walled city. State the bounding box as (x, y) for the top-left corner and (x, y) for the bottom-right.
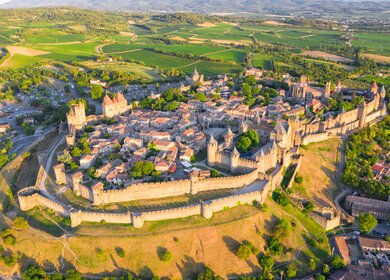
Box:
(17, 68), (387, 228)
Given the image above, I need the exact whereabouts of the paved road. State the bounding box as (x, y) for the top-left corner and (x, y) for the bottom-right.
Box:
(9, 125), (56, 156)
(37, 132), (67, 206)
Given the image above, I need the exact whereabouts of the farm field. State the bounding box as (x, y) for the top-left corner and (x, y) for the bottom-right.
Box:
(252, 53), (276, 70)
(80, 61), (165, 82)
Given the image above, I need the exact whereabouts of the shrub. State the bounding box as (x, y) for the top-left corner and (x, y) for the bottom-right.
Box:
(294, 175), (303, 184)
(1, 228), (13, 237)
(331, 255), (346, 269)
(309, 238), (318, 247)
(303, 201), (314, 213)
(309, 258), (317, 271)
(286, 264), (297, 278)
(3, 255), (17, 267)
(268, 237), (283, 255)
(236, 244), (251, 259)
(13, 216), (29, 230)
(272, 190), (289, 206)
(4, 235), (16, 245)
(116, 248), (125, 258)
(22, 265), (47, 280)
(158, 248), (172, 262)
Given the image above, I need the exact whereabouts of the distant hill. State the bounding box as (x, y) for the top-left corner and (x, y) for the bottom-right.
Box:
(1, 0), (390, 15)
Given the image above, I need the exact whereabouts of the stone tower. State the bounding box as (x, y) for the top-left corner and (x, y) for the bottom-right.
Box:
(357, 101), (368, 129)
(334, 80), (342, 93)
(325, 81), (331, 98)
(230, 146), (240, 173)
(207, 134), (218, 166)
(379, 86), (386, 103)
(66, 102), (86, 132)
(53, 163), (66, 185)
(370, 81), (378, 95)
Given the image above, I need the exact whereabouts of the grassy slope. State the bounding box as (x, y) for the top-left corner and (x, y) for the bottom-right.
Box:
(0, 194), (329, 279)
(293, 138), (341, 209)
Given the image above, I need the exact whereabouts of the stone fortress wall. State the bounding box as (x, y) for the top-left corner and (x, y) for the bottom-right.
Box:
(16, 83), (387, 228)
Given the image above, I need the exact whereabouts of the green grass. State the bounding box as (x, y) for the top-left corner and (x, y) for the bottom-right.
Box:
(252, 53), (275, 70)
(203, 49), (246, 63)
(36, 42), (99, 62)
(2, 54), (46, 68)
(354, 33), (390, 55)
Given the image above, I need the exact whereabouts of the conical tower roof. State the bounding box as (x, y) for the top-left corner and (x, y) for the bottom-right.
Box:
(103, 94), (113, 106)
(226, 126), (234, 137)
(232, 146), (240, 156)
(371, 81), (378, 92)
(209, 134), (217, 144)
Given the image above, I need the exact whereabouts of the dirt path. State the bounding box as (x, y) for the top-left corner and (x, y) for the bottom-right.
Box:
(103, 48), (142, 55)
(175, 60), (201, 69)
(199, 48), (231, 57)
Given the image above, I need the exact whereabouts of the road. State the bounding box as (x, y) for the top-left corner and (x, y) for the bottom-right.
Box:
(37, 131), (67, 205)
(9, 125), (56, 156)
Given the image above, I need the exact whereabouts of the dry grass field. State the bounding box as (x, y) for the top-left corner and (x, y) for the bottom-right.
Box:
(293, 138), (341, 209)
(0, 199), (328, 279)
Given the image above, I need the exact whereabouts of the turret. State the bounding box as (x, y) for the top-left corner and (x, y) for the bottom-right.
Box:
(207, 134), (218, 166)
(379, 86), (386, 103)
(370, 81), (378, 95)
(325, 81), (331, 97)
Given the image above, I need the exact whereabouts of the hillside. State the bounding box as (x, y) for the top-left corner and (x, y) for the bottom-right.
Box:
(1, 0), (390, 14)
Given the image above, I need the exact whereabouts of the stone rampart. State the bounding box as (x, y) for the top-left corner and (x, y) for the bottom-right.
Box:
(17, 187), (68, 216)
(93, 169), (260, 205)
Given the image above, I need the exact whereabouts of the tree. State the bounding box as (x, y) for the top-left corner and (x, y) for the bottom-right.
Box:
(22, 123), (35, 135)
(237, 136), (252, 152)
(22, 265), (47, 280)
(71, 147), (82, 157)
(158, 248), (172, 262)
(331, 255), (346, 269)
(13, 216), (29, 229)
(236, 243), (251, 259)
(65, 270), (82, 280)
(195, 92), (207, 102)
(210, 168), (220, 178)
(357, 213), (377, 233)
(268, 237), (283, 255)
(286, 264), (297, 278)
(294, 175), (303, 184)
(197, 267), (223, 280)
(259, 255), (274, 273)
(303, 201), (314, 213)
(322, 264), (330, 275)
(309, 258), (317, 271)
(90, 84), (104, 100)
(314, 275), (325, 280)
(272, 190), (289, 206)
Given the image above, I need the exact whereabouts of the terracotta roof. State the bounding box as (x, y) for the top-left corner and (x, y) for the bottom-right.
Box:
(334, 236), (351, 264)
(103, 94), (114, 106)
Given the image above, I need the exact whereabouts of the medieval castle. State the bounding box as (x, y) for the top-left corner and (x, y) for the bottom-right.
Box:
(17, 72), (388, 229)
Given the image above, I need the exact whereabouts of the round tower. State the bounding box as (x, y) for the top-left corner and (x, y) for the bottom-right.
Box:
(201, 201), (213, 219)
(131, 212), (144, 228)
